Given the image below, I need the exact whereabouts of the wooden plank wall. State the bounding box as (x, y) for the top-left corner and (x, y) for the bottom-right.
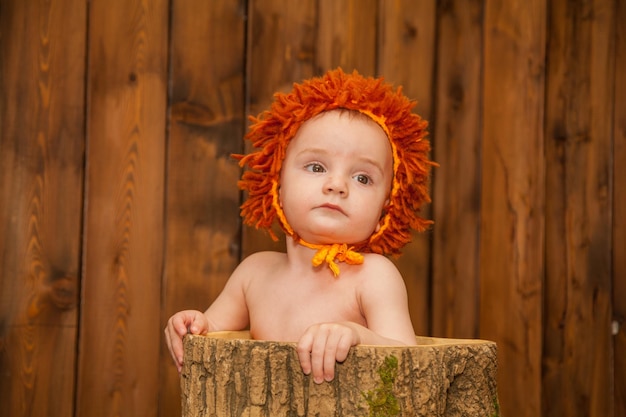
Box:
(0, 1), (623, 417)
(0, 1), (86, 415)
(76, 1), (168, 416)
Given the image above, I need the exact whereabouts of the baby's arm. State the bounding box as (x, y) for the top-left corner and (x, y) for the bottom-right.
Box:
(297, 255), (415, 383)
(354, 257), (417, 345)
(164, 256), (254, 372)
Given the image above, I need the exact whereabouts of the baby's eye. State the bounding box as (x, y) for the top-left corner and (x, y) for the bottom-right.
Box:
(305, 163), (325, 173)
(354, 174), (372, 185)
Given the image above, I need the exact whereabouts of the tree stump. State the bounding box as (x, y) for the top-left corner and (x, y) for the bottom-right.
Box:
(181, 331), (499, 417)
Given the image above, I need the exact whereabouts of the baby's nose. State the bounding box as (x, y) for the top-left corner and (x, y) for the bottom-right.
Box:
(324, 177), (348, 195)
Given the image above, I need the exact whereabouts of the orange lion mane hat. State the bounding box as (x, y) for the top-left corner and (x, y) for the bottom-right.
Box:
(235, 68), (434, 258)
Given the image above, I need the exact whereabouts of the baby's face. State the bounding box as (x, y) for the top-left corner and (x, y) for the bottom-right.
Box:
(279, 109), (393, 245)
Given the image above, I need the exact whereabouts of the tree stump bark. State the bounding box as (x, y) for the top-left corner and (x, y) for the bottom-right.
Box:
(181, 331), (499, 417)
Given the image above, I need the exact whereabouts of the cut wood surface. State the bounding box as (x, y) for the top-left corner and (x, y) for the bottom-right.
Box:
(181, 332), (499, 417)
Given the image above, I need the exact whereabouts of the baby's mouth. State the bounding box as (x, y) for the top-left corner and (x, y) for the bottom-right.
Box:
(318, 203), (346, 215)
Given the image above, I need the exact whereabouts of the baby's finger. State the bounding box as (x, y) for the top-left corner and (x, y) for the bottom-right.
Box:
(164, 325), (184, 372)
(172, 312), (193, 336)
(322, 342), (337, 382)
(322, 327), (349, 382)
(310, 329), (330, 384)
(334, 332), (353, 363)
(176, 319), (190, 336)
(188, 314), (208, 335)
(296, 333), (314, 376)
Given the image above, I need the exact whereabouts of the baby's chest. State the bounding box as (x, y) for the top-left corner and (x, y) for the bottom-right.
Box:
(246, 283), (364, 340)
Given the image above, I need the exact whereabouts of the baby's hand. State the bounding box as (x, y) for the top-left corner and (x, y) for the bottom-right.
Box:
(296, 322), (360, 384)
(164, 310), (209, 372)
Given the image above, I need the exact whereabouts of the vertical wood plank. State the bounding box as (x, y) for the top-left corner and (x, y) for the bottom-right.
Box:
(317, 0), (378, 75)
(161, 1), (246, 416)
(480, 1), (546, 416)
(543, 1), (615, 416)
(243, 0), (318, 257)
(0, 1), (86, 416)
(76, 1), (168, 416)
(378, 0), (436, 336)
(613, 0), (626, 415)
(430, 0), (484, 339)
(377, 0), (435, 106)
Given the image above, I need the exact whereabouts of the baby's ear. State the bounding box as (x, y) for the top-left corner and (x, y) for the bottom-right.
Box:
(375, 222), (381, 232)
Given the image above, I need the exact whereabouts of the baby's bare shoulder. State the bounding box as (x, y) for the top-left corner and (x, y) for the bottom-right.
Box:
(234, 251), (287, 277)
(357, 253), (405, 288)
(360, 253), (401, 274)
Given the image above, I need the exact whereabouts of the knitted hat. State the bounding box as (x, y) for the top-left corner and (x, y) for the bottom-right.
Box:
(234, 68), (434, 275)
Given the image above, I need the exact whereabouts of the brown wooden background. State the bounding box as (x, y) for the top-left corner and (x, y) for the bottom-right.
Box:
(1, 0), (623, 416)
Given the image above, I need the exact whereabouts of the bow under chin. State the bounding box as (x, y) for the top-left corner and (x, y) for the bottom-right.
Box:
(301, 241), (364, 277)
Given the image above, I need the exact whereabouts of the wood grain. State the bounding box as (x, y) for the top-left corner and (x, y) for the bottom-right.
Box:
(182, 332), (499, 417)
(613, 1), (626, 415)
(430, 0), (483, 340)
(243, 0), (318, 257)
(75, 1), (168, 416)
(378, 0), (437, 336)
(0, 1), (623, 416)
(317, 0), (378, 74)
(543, 1), (615, 416)
(160, 1), (246, 416)
(0, 0), (86, 416)
(480, 1), (546, 416)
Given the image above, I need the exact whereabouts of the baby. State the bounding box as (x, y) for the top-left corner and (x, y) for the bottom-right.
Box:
(164, 68), (434, 384)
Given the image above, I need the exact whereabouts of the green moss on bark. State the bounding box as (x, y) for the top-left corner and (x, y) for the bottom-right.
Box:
(362, 355), (400, 417)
